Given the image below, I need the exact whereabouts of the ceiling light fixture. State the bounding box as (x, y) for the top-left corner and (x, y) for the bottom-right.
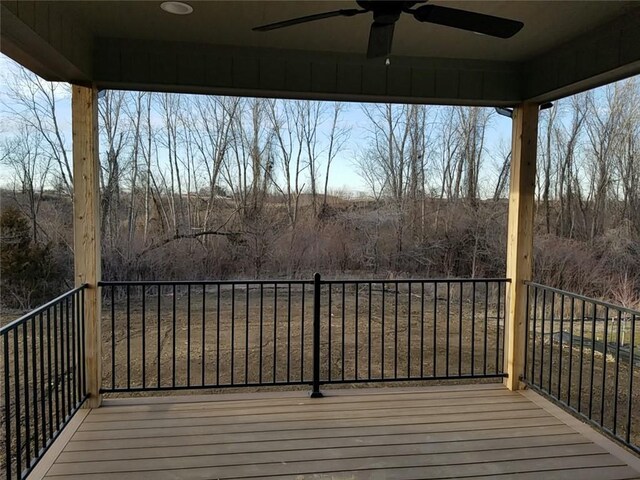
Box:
(160, 1), (193, 15)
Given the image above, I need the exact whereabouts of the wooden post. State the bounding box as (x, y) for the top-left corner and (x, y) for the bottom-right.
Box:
(504, 103), (539, 391)
(72, 85), (102, 408)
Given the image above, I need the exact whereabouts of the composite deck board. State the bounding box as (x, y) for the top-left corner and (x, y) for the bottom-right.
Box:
(85, 395), (531, 422)
(70, 409), (553, 440)
(62, 423), (575, 452)
(56, 433), (590, 463)
(93, 390), (516, 412)
(66, 417), (565, 447)
(47, 444), (608, 476)
(36, 385), (640, 480)
(58, 432), (588, 462)
(77, 403), (542, 431)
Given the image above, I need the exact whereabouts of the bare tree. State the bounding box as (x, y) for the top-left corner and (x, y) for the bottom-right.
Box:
(1, 127), (51, 242)
(2, 65), (72, 196)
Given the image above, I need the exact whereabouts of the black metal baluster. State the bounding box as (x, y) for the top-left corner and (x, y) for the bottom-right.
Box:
(111, 285), (115, 390)
(433, 282), (438, 377)
(578, 299), (586, 413)
(157, 286), (161, 388)
(531, 287), (538, 382)
(420, 282), (425, 378)
(31, 313), (39, 457)
(287, 283), (291, 383)
(311, 273), (322, 397)
(589, 304), (597, 419)
(142, 286), (146, 389)
(394, 283), (398, 379)
(483, 282), (488, 376)
(259, 284), (263, 384)
(81, 289), (86, 396)
(471, 282), (476, 376)
(202, 285), (206, 386)
(355, 282), (359, 380)
(458, 282), (463, 376)
(172, 284), (176, 388)
(613, 310), (622, 435)
(539, 290), (546, 387)
(273, 283), (277, 383)
(301, 285), (305, 381)
(600, 307), (609, 426)
(567, 297), (575, 408)
(524, 285), (530, 382)
(53, 303), (60, 430)
(13, 329), (22, 475)
(342, 283), (345, 381)
(46, 310), (53, 437)
(446, 282), (450, 377)
(496, 282), (502, 375)
(3, 333), (11, 480)
(381, 282), (385, 379)
(368, 283), (372, 381)
(127, 284), (131, 390)
(548, 291), (555, 393)
(558, 294), (565, 399)
(39, 312), (46, 453)
(75, 293), (81, 403)
(246, 283), (250, 385)
(231, 284), (235, 385)
(69, 296), (75, 408)
(65, 298), (71, 413)
(22, 322), (31, 467)
(328, 284), (333, 382)
(187, 284), (191, 387)
(626, 314), (636, 444)
(59, 302), (66, 421)
(407, 283), (412, 378)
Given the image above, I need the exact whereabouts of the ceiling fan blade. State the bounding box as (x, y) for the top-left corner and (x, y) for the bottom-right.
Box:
(413, 5), (523, 38)
(367, 22), (395, 59)
(253, 9), (366, 32)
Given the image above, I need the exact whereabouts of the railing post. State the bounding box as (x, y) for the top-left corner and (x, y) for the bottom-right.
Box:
(72, 85), (102, 408)
(311, 273), (323, 398)
(504, 103), (539, 391)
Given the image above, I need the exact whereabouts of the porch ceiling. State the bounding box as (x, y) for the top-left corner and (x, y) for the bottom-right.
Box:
(1, 1), (640, 105)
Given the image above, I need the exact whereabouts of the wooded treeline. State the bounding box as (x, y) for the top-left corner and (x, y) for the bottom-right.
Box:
(0, 63), (638, 309)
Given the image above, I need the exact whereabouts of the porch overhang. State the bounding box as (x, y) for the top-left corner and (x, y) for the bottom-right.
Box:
(1, 1), (640, 106)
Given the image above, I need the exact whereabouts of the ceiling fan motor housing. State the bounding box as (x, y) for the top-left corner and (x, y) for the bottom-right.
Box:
(357, 1), (419, 23)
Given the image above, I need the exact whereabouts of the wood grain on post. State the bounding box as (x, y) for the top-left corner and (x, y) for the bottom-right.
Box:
(72, 85), (102, 408)
(504, 103), (538, 391)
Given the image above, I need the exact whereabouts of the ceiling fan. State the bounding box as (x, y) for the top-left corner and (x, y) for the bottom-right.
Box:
(253, 1), (524, 59)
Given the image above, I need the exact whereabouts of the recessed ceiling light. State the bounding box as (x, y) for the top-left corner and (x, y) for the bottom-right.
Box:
(160, 1), (193, 15)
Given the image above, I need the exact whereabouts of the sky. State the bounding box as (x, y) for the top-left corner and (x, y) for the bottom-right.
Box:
(0, 53), (513, 195)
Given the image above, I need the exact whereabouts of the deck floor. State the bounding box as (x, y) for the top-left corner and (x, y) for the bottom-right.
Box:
(32, 384), (640, 479)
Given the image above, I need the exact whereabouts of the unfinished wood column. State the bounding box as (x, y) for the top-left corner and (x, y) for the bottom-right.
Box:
(504, 103), (538, 391)
(72, 85), (102, 408)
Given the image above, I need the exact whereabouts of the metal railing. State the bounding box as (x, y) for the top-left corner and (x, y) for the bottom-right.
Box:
(523, 282), (640, 453)
(99, 275), (508, 394)
(1, 285), (88, 480)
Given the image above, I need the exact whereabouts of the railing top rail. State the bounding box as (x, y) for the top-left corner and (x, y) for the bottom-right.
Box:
(98, 280), (314, 286)
(320, 278), (511, 284)
(0, 283), (88, 335)
(526, 281), (640, 317)
(99, 277), (511, 287)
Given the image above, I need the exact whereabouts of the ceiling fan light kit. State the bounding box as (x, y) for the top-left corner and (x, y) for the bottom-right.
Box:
(253, 1), (524, 60)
